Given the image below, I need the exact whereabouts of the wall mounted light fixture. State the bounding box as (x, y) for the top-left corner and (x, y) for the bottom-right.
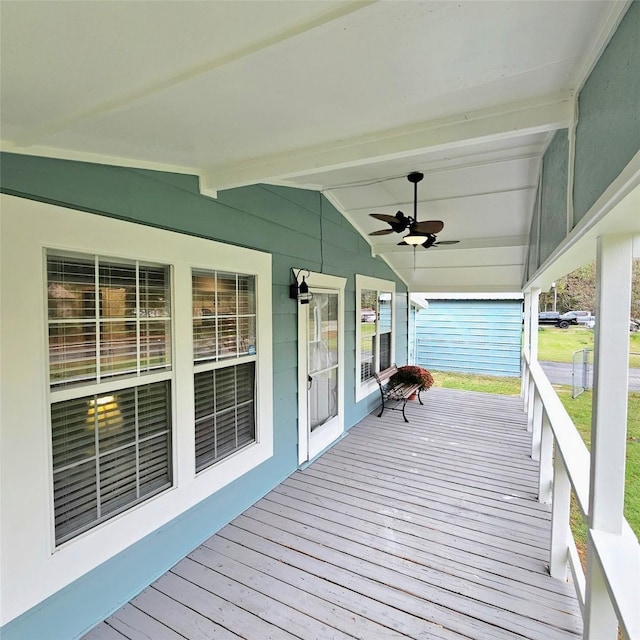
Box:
(290, 268), (313, 304)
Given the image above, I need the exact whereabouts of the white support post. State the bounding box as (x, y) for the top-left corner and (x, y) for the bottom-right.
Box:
(583, 234), (633, 640)
(531, 388), (543, 461)
(538, 410), (553, 503)
(549, 452), (571, 580)
(588, 234), (632, 533)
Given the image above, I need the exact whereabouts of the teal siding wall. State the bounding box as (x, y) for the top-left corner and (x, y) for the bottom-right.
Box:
(573, 0), (640, 224)
(539, 129), (569, 265)
(0, 152), (408, 639)
(415, 300), (522, 377)
(525, 4), (638, 284)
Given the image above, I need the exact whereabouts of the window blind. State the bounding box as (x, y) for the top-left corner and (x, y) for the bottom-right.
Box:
(51, 381), (172, 544)
(194, 362), (255, 472)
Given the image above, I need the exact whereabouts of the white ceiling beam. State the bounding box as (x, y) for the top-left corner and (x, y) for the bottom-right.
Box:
(200, 91), (574, 195)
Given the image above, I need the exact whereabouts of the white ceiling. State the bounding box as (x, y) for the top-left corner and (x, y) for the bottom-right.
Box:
(1, 0), (633, 292)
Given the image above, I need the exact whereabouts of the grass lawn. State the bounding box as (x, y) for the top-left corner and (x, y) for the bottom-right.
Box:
(433, 370), (521, 395)
(537, 326), (640, 367)
(555, 387), (640, 547)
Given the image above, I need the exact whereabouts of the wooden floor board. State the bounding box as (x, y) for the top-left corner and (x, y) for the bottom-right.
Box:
(260, 489), (574, 598)
(289, 468), (551, 542)
(250, 497), (580, 615)
(237, 508), (580, 636)
(80, 623), (130, 640)
(105, 603), (188, 640)
(213, 525), (511, 640)
(334, 436), (539, 492)
(171, 557), (360, 640)
(311, 456), (552, 518)
(273, 480), (550, 563)
(83, 387), (582, 640)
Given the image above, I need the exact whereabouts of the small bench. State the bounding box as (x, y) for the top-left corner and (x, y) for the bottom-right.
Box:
(374, 364), (424, 423)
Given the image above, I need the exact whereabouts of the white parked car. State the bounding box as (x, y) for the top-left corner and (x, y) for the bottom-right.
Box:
(571, 310), (595, 325)
(586, 319), (640, 331)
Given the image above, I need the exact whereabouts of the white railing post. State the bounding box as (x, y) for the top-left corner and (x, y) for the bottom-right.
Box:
(521, 363), (530, 405)
(525, 289), (540, 422)
(584, 546), (618, 639)
(538, 410), (553, 503)
(521, 291), (531, 401)
(530, 288), (540, 363)
(526, 376), (535, 432)
(584, 234), (633, 640)
(549, 451), (571, 580)
(530, 388), (543, 461)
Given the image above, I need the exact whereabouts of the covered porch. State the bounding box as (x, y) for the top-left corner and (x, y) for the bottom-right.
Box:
(1, 2), (639, 639)
(85, 387), (582, 640)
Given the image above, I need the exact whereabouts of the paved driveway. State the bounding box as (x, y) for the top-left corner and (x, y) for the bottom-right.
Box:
(540, 361), (640, 392)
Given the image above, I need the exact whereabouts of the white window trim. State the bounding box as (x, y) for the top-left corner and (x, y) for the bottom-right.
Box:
(0, 194), (273, 624)
(355, 274), (395, 402)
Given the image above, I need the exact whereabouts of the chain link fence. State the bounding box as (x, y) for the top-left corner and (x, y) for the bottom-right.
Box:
(572, 348), (592, 398)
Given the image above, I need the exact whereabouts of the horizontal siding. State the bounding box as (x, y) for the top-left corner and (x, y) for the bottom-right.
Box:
(416, 300), (522, 376)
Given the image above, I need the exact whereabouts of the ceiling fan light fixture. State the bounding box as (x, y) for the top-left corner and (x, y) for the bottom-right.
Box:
(403, 232), (428, 245)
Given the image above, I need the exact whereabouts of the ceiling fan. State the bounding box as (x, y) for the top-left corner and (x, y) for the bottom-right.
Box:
(369, 172), (459, 249)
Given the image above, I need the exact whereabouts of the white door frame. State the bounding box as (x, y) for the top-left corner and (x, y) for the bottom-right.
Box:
(297, 271), (346, 465)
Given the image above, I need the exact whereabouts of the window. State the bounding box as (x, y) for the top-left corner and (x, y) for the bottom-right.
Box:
(192, 270), (257, 472)
(47, 253), (171, 386)
(47, 251), (173, 544)
(355, 275), (395, 401)
(192, 271), (256, 362)
(3, 196), (273, 604)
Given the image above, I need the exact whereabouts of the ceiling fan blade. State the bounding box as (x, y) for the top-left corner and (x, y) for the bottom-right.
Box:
(369, 228), (395, 236)
(412, 220), (444, 234)
(397, 240), (408, 246)
(369, 213), (402, 224)
(434, 240), (460, 245)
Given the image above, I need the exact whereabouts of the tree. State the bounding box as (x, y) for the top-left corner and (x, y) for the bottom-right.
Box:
(540, 259), (640, 319)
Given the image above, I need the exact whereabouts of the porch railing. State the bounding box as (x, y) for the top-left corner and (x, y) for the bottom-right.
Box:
(522, 352), (640, 640)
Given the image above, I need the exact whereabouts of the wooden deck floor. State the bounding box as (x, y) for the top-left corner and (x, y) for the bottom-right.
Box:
(84, 387), (582, 640)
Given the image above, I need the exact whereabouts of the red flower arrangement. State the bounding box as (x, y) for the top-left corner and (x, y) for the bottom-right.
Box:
(390, 365), (434, 391)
